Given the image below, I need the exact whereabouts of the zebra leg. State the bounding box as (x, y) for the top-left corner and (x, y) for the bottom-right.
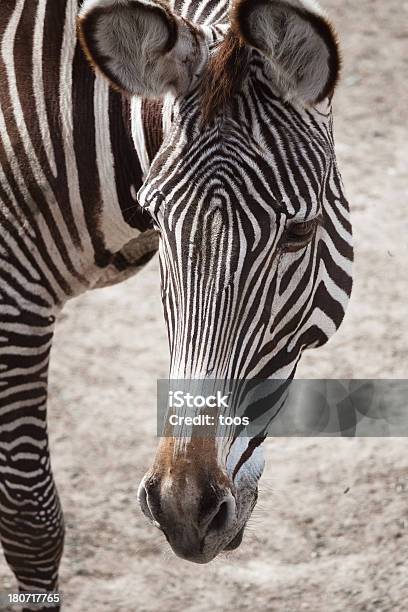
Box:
(0, 304), (63, 611)
(92, 230), (159, 289)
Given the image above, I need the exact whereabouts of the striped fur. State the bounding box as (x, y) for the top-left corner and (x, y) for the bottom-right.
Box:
(0, 0), (353, 598)
(136, 18), (353, 560)
(0, 0), (159, 604)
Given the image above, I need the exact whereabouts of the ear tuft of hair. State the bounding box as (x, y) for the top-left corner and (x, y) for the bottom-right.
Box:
(78, 0), (206, 98)
(230, 0), (341, 105)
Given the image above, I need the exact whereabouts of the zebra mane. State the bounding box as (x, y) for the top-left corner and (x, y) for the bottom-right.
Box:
(200, 30), (251, 125)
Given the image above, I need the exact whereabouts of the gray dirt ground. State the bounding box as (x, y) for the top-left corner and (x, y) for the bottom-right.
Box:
(1, 1), (408, 611)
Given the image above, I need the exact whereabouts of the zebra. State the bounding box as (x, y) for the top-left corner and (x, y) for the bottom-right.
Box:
(0, 0), (353, 606)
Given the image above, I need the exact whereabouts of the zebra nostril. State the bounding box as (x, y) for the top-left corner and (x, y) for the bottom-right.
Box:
(137, 479), (161, 528)
(137, 482), (151, 518)
(208, 501), (229, 531)
(206, 495), (235, 534)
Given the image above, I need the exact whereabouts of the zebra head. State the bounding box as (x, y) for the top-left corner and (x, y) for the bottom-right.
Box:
(79, 0), (353, 562)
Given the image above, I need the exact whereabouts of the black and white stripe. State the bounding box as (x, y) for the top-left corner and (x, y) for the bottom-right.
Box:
(141, 72), (352, 381)
(0, 0), (353, 601)
(0, 0), (158, 605)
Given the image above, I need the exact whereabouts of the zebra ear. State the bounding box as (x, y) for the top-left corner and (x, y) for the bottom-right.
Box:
(78, 0), (206, 97)
(232, 0), (340, 104)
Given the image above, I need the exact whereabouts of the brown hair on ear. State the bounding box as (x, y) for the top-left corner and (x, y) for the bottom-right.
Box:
(77, 1), (178, 95)
(200, 31), (252, 126)
(230, 0), (341, 104)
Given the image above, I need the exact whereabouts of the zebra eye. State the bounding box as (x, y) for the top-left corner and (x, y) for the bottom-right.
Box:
(282, 218), (319, 251)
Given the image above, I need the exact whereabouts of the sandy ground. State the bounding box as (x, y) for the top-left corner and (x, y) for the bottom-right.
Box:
(1, 0), (408, 610)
